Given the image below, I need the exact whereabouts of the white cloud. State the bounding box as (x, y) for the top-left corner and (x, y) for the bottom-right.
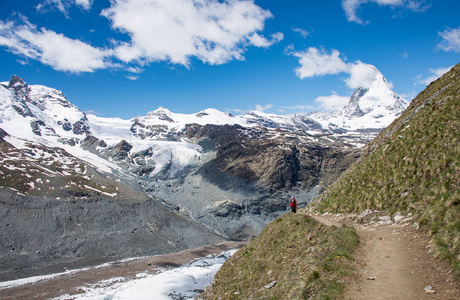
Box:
(255, 103), (273, 112)
(438, 27), (460, 53)
(288, 47), (392, 90)
(102, 0), (283, 67)
(287, 47), (397, 112)
(126, 75), (139, 81)
(293, 27), (309, 39)
(345, 61), (390, 89)
(75, 0), (93, 10)
(315, 92), (350, 111)
(286, 46), (392, 89)
(1, 0), (280, 74)
(287, 47), (348, 79)
(341, 0), (430, 24)
(36, 0), (93, 16)
(0, 17), (111, 73)
(399, 51), (408, 59)
(415, 66), (453, 86)
(249, 32), (284, 48)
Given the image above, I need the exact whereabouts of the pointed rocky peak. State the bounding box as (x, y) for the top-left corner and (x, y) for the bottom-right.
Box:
(337, 67), (408, 119)
(5, 75), (35, 118)
(340, 88), (368, 118)
(145, 107), (174, 122)
(8, 75), (28, 90)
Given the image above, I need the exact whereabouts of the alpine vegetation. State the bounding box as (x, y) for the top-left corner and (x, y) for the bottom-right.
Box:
(315, 62), (460, 271)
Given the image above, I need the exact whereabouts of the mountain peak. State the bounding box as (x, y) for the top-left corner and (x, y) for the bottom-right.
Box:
(338, 69), (408, 119)
(144, 107), (174, 122)
(8, 75), (27, 90)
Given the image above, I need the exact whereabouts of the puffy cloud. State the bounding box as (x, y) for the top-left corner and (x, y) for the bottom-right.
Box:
(415, 66), (453, 86)
(438, 27), (460, 53)
(249, 32), (284, 48)
(345, 61), (390, 89)
(0, 17), (111, 73)
(1, 0), (280, 74)
(342, 0), (430, 24)
(287, 47), (348, 79)
(315, 92), (350, 111)
(287, 47), (389, 89)
(288, 47), (395, 111)
(102, 0), (283, 67)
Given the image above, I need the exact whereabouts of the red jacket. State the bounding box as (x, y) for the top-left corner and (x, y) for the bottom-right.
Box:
(290, 198), (297, 208)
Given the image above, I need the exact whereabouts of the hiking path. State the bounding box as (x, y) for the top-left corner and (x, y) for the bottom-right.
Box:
(310, 212), (460, 300)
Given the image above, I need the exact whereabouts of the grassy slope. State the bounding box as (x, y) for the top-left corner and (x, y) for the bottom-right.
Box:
(315, 63), (460, 270)
(198, 213), (358, 299)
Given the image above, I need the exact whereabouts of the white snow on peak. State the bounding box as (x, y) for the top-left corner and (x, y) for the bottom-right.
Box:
(311, 69), (409, 131)
(0, 73), (409, 176)
(87, 114), (133, 144)
(137, 107), (247, 129)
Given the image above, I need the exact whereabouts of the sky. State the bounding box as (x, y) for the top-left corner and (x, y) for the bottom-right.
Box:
(0, 0), (459, 119)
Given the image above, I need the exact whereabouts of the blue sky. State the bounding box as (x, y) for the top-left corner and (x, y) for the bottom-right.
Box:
(0, 0), (459, 119)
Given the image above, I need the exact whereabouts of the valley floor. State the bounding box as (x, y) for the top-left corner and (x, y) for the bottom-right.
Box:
(312, 213), (460, 300)
(0, 241), (247, 300)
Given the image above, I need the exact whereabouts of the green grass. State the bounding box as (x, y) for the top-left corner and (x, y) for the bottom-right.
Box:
(314, 62), (460, 273)
(198, 213), (359, 299)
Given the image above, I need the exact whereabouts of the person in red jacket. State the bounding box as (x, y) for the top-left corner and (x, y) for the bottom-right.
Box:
(290, 197), (297, 213)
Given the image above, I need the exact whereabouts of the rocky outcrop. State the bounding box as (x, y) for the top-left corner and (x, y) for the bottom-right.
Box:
(106, 140), (133, 160)
(0, 128), (9, 140)
(342, 87), (368, 117)
(8, 75), (35, 118)
(194, 127), (361, 192)
(72, 119), (91, 135)
(82, 135), (107, 149)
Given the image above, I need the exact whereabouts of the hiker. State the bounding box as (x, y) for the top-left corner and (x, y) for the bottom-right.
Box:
(290, 197), (297, 213)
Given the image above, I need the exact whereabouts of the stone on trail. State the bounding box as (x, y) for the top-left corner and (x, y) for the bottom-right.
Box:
(425, 285), (436, 294)
(264, 281), (277, 289)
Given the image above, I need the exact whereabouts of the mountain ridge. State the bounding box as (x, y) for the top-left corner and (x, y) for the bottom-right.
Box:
(0, 70), (408, 280)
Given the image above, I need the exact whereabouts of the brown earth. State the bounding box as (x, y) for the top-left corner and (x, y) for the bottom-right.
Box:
(0, 241), (247, 300)
(312, 213), (460, 300)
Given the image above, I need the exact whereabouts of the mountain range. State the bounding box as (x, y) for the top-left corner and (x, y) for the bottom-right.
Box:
(0, 68), (408, 279)
(198, 62), (460, 300)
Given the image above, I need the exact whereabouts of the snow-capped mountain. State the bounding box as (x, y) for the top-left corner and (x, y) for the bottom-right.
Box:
(0, 73), (407, 276)
(0, 73), (409, 180)
(0, 73), (409, 184)
(310, 66), (409, 133)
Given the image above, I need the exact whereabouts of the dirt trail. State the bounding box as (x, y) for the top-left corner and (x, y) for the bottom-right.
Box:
(311, 213), (460, 300)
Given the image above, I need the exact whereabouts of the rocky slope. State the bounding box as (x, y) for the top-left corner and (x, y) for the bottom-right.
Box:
(314, 62), (460, 270)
